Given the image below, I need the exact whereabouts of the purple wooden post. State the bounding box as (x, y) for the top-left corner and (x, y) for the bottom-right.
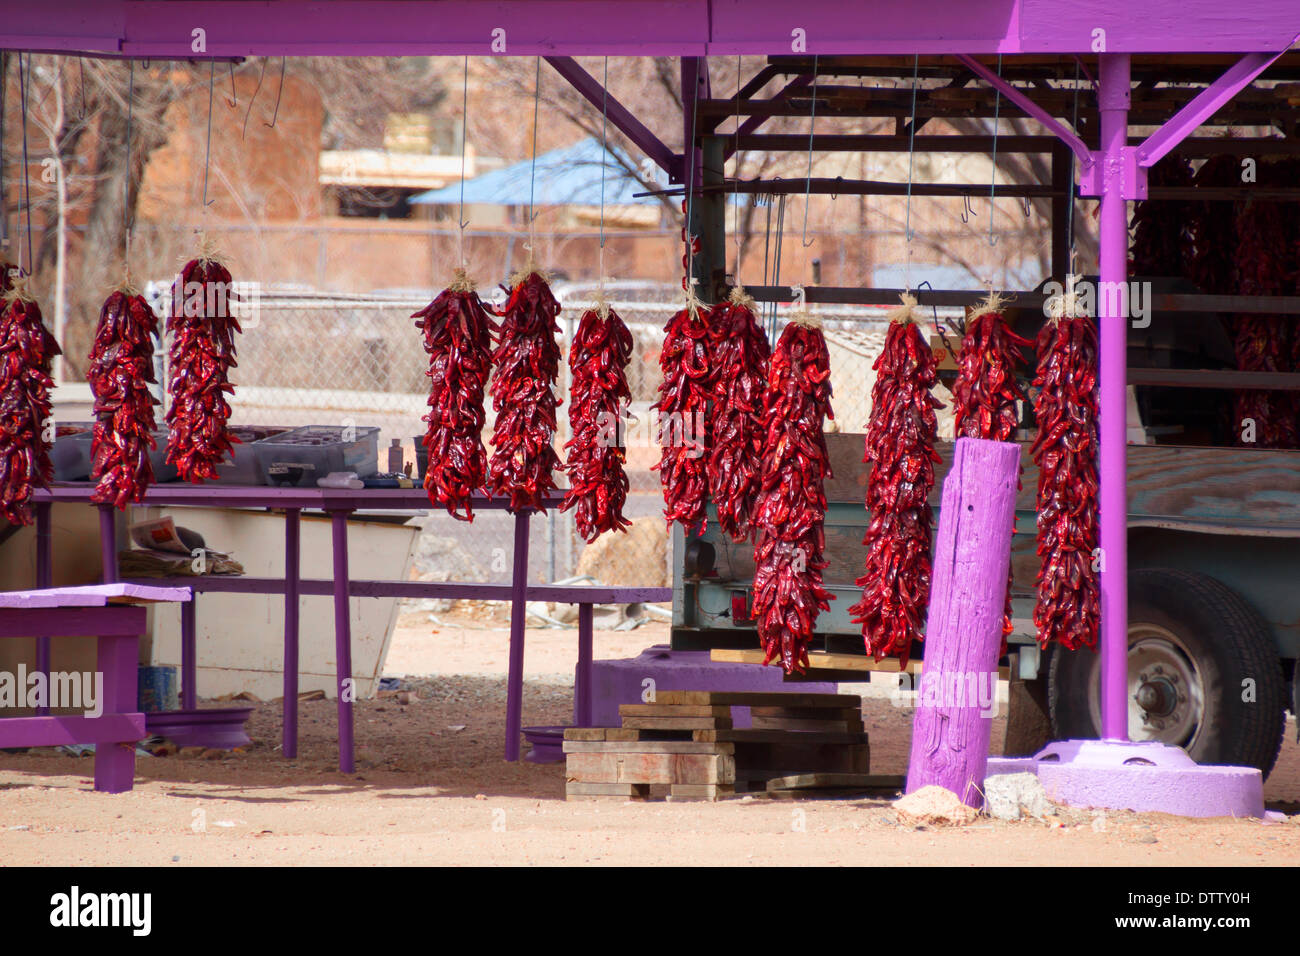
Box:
(283, 507), (301, 758)
(503, 510), (531, 761)
(905, 438), (1020, 807)
(98, 505), (118, 583)
(94, 632), (138, 793)
(330, 510), (355, 773)
(574, 603), (594, 727)
(180, 597), (197, 709)
(1097, 54), (1131, 742)
(35, 501), (52, 716)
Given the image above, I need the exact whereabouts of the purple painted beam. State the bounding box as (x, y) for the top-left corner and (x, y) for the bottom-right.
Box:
(955, 54), (1092, 166)
(329, 510), (355, 774)
(94, 631), (140, 792)
(543, 56), (679, 178)
(98, 505), (118, 584)
(0, 583), (191, 607)
(0, 713), (144, 749)
(34, 484), (565, 512)
(1137, 46), (1295, 168)
(283, 507), (301, 758)
(574, 603), (594, 727)
(504, 511), (531, 762)
(0, 605), (148, 638)
(905, 438), (1020, 808)
(1097, 54), (1131, 741)
(180, 597), (197, 710)
(34, 503), (52, 716)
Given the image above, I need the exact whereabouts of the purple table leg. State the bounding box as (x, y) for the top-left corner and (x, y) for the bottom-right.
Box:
(98, 505), (118, 583)
(574, 603), (593, 727)
(330, 510), (355, 774)
(35, 502), (52, 716)
(283, 507), (301, 758)
(503, 510), (531, 761)
(94, 631), (139, 793)
(180, 597), (197, 710)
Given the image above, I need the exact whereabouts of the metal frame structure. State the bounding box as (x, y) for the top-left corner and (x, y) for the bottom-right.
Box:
(2, 1), (1299, 793)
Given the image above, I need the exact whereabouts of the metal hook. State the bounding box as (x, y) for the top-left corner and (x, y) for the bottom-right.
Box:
(831, 175), (842, 201)
(960, 191), (976, 224)
(263, 57), (286, 129)
(242, 57), (267, 140)
(78, 57), (87, 120)
(226, 61), (237, 108)
(1022, 194), (1032, 218)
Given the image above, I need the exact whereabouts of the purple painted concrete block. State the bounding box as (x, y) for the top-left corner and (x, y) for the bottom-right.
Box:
(587, 645), (838, 728)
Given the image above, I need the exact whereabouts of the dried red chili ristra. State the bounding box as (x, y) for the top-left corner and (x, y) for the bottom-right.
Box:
(414, 271), (496, 521)
(561, 303), (634, 541)
(952, 297), (1032, 647)
(166, 254), (240, 481)
(487, 271), (563, 513)
(89, 289), (161, 510)
(849, 297), (943, 668)
(751, 317), (834, 675)
(707, 287), (772, 541)
(0, 274), (60, 526)
(1129, 157), (1193, 279)
(1030, 302), (1100, 651)
(1231, 168), (1295, 449)
(651, 293), (713, 535)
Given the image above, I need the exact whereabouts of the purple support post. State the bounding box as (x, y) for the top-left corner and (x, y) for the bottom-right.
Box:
(503, 510), (531, 761)
(905, 438), (1020, 807)
(180, 597), (197, 710)
(35, 501), (52, 716)
(330, 510), (355, 773)
(94, 631), (138, 793)
(574, 603), (594, 727)
(283, 507), (301, 758)
(98, 505), (118, 583)
(1097, 54), (1131, 742)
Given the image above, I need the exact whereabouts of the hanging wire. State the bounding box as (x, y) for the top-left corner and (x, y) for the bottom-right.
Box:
(525, 56), (541, 266)
(903, 54), (919, 292)
(682, 59), (702, 295)
(226, 61), (237, 109)
(1066, 59), (1081, 274)
(18, 52), (33, 273)
(799, 54), (818, 248)
(242, 57), (268, 139)
(124, 59), (134, 272)
(1, 55), (7, 255)
(201, 60), (215, 209)
(732, 54), (743, 282)
(988, 54), (1002, 247)
(457, 55), (470, 269)
(597, 55), (609, 285)
(78, 56), (87, 120)
(263, 56), (285, 129)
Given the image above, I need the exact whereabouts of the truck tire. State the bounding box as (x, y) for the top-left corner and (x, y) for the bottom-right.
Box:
(1048, 567), (1286, 778)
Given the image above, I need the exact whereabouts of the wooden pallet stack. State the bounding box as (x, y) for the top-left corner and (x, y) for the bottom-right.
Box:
(563, 691), (871, 801)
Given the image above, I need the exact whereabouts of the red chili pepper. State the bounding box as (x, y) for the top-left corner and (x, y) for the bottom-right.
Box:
(89, 288), (161, 510)
(1030, 311), (1100, 650)
(652, 297), (714, 535)
(850, 309), (943, 668)
(165, 255), (241, 482)
(752, 319), (834, 675)
(952, 303), (1032, 649)
(1129, 157), (1194, 279)
(560, 304), (634, 541)
(707, 290), (771, 541)
(0, 265), (61, 525)
(487, 272), (563, 513)
(414, 274), (496, 521)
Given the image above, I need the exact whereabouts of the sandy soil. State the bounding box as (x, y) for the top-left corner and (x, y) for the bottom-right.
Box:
(2, 621), (1298, 866)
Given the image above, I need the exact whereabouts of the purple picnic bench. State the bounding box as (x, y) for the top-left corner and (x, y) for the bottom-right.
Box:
(0, 583), (192, 793)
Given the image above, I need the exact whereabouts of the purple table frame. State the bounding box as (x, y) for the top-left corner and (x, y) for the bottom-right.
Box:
(32, 485), (671, 772)
(0, 584), (192, 793)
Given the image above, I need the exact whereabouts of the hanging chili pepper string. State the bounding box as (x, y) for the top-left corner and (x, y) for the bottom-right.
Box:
(0, 276), (60, 525)
(850, 294), (944, 667)
(751, 312), (834, 675)
(201, 60), (215, 209)
(1032, 290), (1100, 650)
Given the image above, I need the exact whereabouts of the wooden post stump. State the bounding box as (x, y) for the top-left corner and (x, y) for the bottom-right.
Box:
(905, 437), (1020, 808)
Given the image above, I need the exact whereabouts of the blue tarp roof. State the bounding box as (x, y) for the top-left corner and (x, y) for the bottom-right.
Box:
(411, 137), (665, 207)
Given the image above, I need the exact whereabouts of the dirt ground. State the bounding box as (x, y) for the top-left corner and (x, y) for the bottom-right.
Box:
(2, 620), (1299, 866)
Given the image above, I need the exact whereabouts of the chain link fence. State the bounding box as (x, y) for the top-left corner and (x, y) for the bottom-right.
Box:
(214, 280), (957, 611)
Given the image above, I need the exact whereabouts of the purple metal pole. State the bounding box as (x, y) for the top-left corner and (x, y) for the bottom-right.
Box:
(180, 597), (197, 710)
(503, 510), (531, 761)
(330, 510), (355, 773)
(35, 501), (52, 716)
(283, 507), (301, 758)
(1097, 54), (1131, 742)
(97, 505), (118, 583)
(574, 603), (594, 727)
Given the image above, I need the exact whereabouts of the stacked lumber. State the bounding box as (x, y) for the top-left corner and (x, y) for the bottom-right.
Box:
(563, 691), (871, 801)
